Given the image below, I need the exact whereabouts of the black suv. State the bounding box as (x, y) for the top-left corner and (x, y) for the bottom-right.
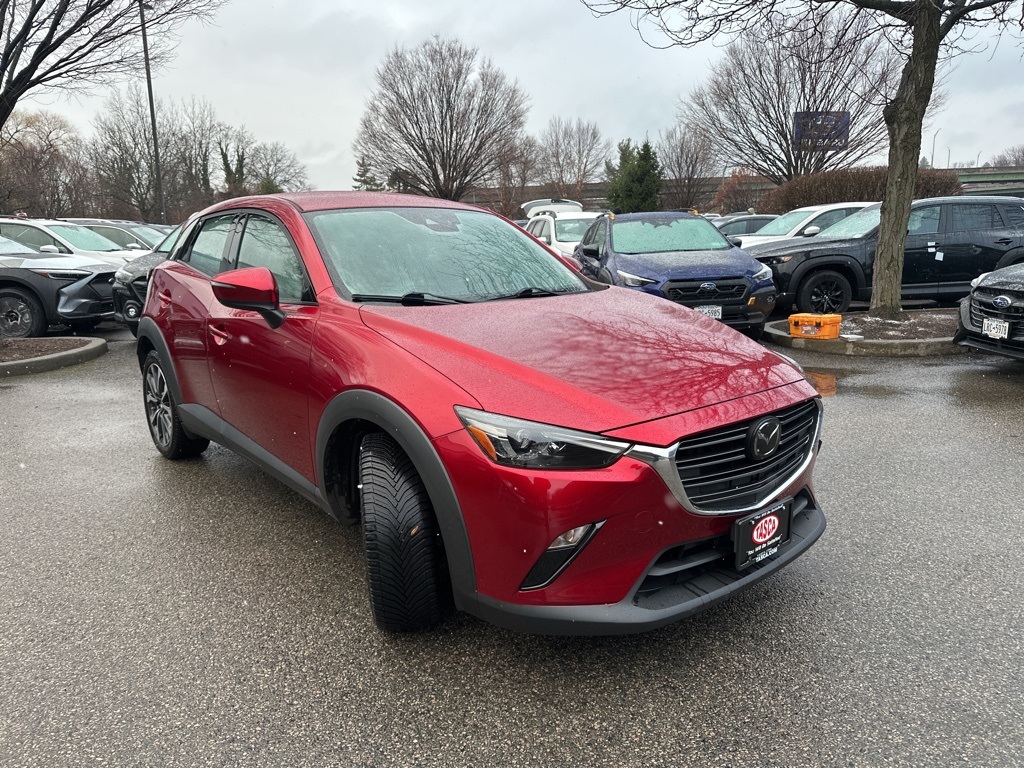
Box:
(746, 196), (1024, 313)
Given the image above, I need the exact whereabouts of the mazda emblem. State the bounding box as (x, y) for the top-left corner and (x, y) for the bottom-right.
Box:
(747, 417), (782, 461)
(992, 295), (1012, 310)
(699, 282), (718, 292)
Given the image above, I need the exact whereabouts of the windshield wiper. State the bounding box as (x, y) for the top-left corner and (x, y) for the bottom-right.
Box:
(350, 292), (472, 306)
(488, 287), (578, 301)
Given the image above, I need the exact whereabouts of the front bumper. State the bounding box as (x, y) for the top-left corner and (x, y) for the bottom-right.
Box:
(650, 281), (777, 330)
(112, 275), (149, 327)
(954, 292), (1024, 361)
(472, 492), (825, 635)
(56, 272), (116, 322)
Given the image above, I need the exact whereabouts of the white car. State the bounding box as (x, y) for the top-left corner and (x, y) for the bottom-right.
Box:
(0, 217), (141, 266)
(737, 202), (875, 249)
(521, 199), (602, 257)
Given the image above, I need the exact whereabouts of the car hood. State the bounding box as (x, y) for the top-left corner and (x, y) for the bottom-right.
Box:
(745, 235), (862, 258)
(979, 262), (1024, 292)
(0, 253), (111, 272)
(358, 286), (804, 435)
(617, 247), (763, 281)
(118, 250), (167, 279)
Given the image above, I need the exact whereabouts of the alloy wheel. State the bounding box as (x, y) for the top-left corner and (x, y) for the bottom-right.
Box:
(145, 363), (173, 448)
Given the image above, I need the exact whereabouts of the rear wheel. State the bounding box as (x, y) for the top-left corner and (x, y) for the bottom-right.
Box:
(0, 287), (47, 338)
(359, 432), (447, 632)
(796, 270), (852, 314)
(142, 350), (209, 459)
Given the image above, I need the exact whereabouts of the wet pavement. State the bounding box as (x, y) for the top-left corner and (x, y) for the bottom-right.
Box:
(1, 324), (1022, 767)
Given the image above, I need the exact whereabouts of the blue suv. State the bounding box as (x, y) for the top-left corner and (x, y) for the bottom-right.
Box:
(575, 212), (777, 338)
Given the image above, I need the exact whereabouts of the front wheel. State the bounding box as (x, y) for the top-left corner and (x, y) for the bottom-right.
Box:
(0, 287), (47, 338)
(796, 270), (852, 314)
(359, 432), (448, 632)
(143, 351), (209, 459)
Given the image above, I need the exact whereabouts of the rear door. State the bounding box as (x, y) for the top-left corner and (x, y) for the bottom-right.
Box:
(940, 202), (1016, 298)
(206, 212), (319, 481)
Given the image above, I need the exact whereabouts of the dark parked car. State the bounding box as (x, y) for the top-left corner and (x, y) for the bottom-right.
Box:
(137, 191), (825, 635)
(715, 214), (778, 236)
(0, 235), (115, 338)
(954, 263), (1024, 360)
(574, 211), (776, 337)
(747, 196), (1024, 313)
(113, 225), (183, 335)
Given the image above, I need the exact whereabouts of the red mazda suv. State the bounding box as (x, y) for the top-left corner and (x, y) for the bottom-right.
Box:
(137, 192), (825, 635)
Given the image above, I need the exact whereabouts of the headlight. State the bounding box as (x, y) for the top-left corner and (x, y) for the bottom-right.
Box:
(761, 255), (793, 266)
(970, 272), (990, 289)
(616, 270), (656, 287)
(753, 264), (773, 281)
(455, 407), (631, 469)
(114, 268), (132, 282)
(28, 268), (90, 280)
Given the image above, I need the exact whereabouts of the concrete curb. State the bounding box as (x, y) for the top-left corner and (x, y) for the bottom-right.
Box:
(764, 321), (967, 357)
(0, 337), (108, 377)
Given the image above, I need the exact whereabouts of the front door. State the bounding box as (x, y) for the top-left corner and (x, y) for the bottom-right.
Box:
(939, 202), (1014, 300)
(901, 204), (944, 300)
(206, 213), (319, 481)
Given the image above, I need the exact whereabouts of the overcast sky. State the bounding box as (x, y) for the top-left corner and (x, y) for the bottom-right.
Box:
(26, 0), (1024, 189)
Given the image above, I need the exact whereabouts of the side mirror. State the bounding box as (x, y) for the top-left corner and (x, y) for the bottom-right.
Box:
(727, 235), (743, 247)
(538, 234), (551, 245)
(211, 266), (285, 329)
(802, 226), (821, 237)
(127, 242), (143, 250)
(580, 244), (600, 259)
(39, 245), (60, 254)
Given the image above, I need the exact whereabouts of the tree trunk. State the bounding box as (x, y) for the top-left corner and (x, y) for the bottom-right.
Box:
(869, 1), (942, 320)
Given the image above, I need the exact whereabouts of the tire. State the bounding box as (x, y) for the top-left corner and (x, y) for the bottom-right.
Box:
(796, 270), (852, 314)
(142, 350), (209, 459)
(0, 287), (47, 338)
(359, 432), (447, 632)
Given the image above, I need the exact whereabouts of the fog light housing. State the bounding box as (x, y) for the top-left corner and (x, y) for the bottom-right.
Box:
(520, 522), (603, 591)
(125, 302), (141, 319)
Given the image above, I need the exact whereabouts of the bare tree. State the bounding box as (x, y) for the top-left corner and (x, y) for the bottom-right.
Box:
(657, 123), (718, 210)
(90, 86), (159, 219)
(163, 98), (220, 215)
(536, 117), (609, 203)
(353, 37), (530, 201)
(991, 144), (1024, 167)
(0, 0), (227, 131)
(579, 0), (1023, 319)
(249, 142), (310, 194)
(680, 12), (900, 186)
(0, 109), (90, 216)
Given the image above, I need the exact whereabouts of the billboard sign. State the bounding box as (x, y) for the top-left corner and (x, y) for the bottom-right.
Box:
(793, 111), (850, 151)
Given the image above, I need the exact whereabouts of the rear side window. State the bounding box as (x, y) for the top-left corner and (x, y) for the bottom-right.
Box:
(951, 204), (1000, 231)
(999, 204), (1024, 227)
(184, 215), (235, 275)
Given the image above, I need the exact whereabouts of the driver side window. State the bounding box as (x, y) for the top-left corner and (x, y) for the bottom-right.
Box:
(235, 216), (313, 303)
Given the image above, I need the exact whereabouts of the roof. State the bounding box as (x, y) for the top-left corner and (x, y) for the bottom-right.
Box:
(217, 191), (480, 214)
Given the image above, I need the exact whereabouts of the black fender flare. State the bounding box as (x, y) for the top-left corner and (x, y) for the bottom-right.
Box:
(315, 390), (478, 612)
(136, 316), (185, 405)
(789, 256), (868, 299)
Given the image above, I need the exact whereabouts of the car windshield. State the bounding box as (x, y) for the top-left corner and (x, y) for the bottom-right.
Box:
(48, 224), (124, 252)
(554, 218), (594, 242)
(611, 216), (730, 254)
(752, 208), (818, 236)
(818, 205), (881, 238)
(304, 207), (589, 302)
(126, 224), (166, 247)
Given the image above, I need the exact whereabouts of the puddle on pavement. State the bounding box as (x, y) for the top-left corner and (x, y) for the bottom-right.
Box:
(804, 371), (837, 397)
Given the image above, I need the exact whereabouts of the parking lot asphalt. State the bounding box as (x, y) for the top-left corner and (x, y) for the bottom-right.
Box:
(1, 324), (1022, 767)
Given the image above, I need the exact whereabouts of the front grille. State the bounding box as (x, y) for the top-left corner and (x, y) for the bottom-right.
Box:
(663, 277), (748, 306)
(674, 399), (820, 512)
(970, 291), (1024, 339)
(85, 272), (115, 300)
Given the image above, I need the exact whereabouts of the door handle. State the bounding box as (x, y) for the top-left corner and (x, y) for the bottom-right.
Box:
(995, 238), (1013, 245)
(209, 325), (231, 346)
(157, 290), (171, 308)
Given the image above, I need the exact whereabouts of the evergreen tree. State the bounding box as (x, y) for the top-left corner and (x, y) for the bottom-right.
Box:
(352, 156), (386, 191)
(606, 139), (662, 212)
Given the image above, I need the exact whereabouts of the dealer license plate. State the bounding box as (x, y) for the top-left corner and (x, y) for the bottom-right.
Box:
(983, 317), (1010, 339)
(696, 305), (723, 319)
(733, 500), (792, 570)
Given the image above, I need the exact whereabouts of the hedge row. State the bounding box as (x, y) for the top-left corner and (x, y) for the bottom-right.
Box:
(757, 167), (963, 213)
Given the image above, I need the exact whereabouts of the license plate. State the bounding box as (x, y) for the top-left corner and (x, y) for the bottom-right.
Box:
(983, 317), (1010, 339)
(733, 500), (792, 570)
(696, 305), (722, 319)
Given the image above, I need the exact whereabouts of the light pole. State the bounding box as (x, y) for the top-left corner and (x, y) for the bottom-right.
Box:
(930, 128), (940, 167)
(139, 1), (166, 224)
